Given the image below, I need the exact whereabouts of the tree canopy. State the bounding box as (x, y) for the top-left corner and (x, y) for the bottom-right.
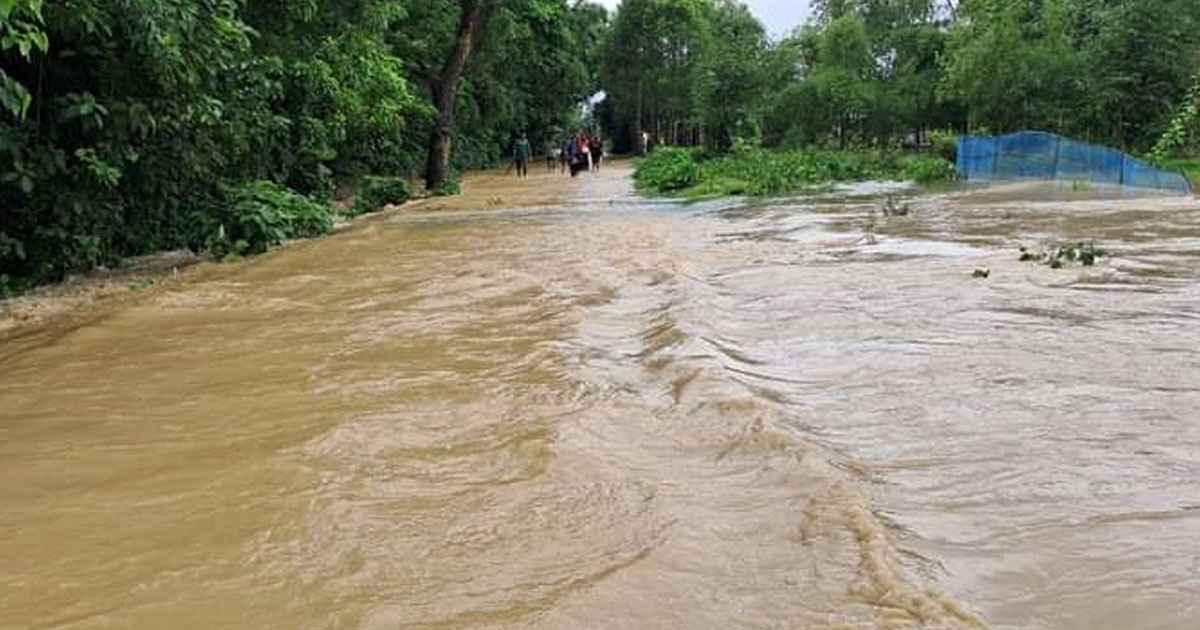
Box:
(599, 0), (1200, 153)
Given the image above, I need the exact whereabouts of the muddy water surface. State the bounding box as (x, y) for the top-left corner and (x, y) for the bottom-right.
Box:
(2, 169), (1199, 630)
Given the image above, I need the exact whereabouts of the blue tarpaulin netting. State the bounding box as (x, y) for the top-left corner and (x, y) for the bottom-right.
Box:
(956, 131), (1193, 195)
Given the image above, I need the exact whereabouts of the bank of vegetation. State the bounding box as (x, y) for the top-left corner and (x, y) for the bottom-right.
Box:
(0, 0), (606, 295)
(634, 147), (953, 196)
(599, 0), (1200, 195)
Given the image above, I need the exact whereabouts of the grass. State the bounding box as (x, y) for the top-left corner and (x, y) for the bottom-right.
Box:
(633, 146), (956, 198)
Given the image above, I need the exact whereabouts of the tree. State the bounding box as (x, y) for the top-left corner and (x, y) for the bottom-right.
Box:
(941, 0), (1083, 135)
(242, 0), (422, 192)
(1072, 0), (1200, 149)
(699, 0), (768, 151)
(425, 0), (497, 191)
(601, 0), (711, 152)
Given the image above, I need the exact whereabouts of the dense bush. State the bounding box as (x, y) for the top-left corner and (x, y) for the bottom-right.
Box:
(189, 181), (334, 257)
(354, 176), (413, 215)
(901, 155), (957, 183)
(633, 147), (701, 192)
(433, 177), (463, 197)
(929, 130), (960, 163)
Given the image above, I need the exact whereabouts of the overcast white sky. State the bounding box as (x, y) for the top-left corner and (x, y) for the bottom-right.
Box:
(594, 0), (813, 38)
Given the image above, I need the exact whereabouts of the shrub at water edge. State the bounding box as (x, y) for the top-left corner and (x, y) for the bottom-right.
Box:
(634, 148), (956, 196)
(189, 181), (334, 258)
(354, 176), (413, 215)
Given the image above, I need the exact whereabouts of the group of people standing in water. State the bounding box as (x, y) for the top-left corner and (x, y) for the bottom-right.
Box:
(558, 131), (603, 176)
(510, 131), (604, 179)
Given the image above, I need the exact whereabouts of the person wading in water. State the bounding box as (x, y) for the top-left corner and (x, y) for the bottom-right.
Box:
(560, 137), (573, 175)
(513, 133), (531, 178)
(569, 131), (589, 177)
(545, 138), (557, 171)
(589, 134), (603, 171)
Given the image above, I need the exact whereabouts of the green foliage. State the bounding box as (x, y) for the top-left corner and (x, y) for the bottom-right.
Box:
(190, 181), (334, 258)
(354, 176), (412, 215)
(634, 146), (955, 196)
(698, 1), (768, 152)
(901, 154), (956, 183)
(601, 0), (1200, 159)
(1, 0), (262, 287)
(433, 177), (462, 197)
(943, 0), (1200, 150)
(0, 0), (49, 118)
(1019, 241), (1108, 268)
(929, 129), (959, 162)
(601, 0), (712, 153)
(1151, 69), (1200, 162)
(941, 0), (1083, 137)
(633, 147), (700, 192)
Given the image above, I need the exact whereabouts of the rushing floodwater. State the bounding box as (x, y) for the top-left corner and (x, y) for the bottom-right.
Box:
(2, 171), (1199, 630)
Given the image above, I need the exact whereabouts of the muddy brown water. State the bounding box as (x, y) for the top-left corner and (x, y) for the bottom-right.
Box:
(3, 167), (1199, 630)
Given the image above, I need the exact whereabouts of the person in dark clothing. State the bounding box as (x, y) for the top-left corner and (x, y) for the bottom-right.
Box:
(589, 134), (603, 171)
(513, 133), (531, 178)
(561, 138), (573, 174)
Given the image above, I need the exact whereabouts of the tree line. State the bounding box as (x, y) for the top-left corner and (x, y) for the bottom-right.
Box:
(0, 0), (605, 293)
(599, 0), (1200, 156)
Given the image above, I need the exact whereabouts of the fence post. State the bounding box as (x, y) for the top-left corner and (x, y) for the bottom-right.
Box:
(1052, 136), (1062, 179)
(990, 137), (998, 180)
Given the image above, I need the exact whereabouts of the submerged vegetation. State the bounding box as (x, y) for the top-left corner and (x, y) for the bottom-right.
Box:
(1019, 242), (1108, 269)
(634, 147), (954, 197)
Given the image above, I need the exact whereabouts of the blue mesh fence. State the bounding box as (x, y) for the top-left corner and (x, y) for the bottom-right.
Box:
(956, 131), (1192, 195)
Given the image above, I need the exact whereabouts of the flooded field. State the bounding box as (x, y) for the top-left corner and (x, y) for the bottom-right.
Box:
(2, 167), (1198, 630)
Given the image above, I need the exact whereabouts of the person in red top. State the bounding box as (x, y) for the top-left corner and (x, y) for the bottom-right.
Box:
(569, 131), (589, 176)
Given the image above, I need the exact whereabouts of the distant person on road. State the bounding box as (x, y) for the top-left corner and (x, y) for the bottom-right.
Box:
(545, 139), (558, 171)
(561, 138), (573, 174)
(576, 130), (591, 171)
(513, 133), (531, 178)
(570, 131), (590, 176)
(589, 134), (603, 171)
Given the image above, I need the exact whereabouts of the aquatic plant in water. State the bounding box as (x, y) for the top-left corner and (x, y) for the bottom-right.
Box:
(1019, 242), (1107, 268)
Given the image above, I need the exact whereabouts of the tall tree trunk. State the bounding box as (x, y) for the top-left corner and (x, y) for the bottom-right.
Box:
(425, 0), (495, 191)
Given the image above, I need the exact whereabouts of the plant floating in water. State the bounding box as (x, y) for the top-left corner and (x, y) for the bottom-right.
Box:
(1018, 242), (1108, 268)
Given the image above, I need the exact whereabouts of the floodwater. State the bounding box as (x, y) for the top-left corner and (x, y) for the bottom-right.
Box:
(2, 168), (1199, 630)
